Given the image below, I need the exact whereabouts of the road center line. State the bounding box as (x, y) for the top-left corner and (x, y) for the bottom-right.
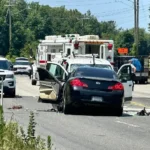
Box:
(116, 120), (140, 128)
(131, 101), (150, 109)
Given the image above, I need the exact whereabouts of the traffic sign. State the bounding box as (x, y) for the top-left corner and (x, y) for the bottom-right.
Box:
(118, 48), (128, 54)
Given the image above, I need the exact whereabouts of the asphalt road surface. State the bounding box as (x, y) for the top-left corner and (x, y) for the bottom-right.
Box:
(3, 75), (150, 150)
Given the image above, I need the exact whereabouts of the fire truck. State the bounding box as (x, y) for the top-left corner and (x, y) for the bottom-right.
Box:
(31, 34), (115, 85)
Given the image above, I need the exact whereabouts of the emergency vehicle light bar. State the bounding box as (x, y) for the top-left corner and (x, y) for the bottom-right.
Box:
(39, 60), (47, 63)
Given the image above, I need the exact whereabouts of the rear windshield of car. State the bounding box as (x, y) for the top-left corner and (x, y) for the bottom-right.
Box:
(14, 61), (30, 65)
(70, 64), (112, 72)
(75, 67), (117, 79)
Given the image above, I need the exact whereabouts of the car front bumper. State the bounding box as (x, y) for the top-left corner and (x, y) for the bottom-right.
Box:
(14, 69), (31, 75)
(0, 78), (16, 93)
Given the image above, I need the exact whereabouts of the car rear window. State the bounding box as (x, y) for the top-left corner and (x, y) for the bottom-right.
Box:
(75, 67), (117, 79)
(70, 64), (112, 72)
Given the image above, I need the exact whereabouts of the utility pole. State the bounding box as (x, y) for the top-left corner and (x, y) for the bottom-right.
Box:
(134, 0), (139, 56)
(77, 17), (90, 35)
(136, 0), (139, 56)
(9, 0), (12, 51)
(5, 0), (14, 52)
(134, 0), (137, 46)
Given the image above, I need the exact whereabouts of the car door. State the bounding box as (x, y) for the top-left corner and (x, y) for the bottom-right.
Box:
(37, 62), (68, 103)
(117, 64), (133, 102)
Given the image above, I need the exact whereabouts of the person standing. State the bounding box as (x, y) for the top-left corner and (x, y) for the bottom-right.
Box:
(129, 59), (137, 91)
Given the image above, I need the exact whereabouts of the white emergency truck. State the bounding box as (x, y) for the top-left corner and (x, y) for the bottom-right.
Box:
(31, 34), (115, 85)
(36, 34), (114, 66)
(76, 35), (114, 65)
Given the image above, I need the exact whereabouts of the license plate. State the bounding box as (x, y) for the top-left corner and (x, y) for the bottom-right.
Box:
(91, 96), (103, 102)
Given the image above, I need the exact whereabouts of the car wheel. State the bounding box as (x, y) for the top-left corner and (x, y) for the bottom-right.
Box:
(31, 79), (37, 85)
(7, 89), (16, 98)
(63, 99), (71, 114)
(116, 107), (123, 116)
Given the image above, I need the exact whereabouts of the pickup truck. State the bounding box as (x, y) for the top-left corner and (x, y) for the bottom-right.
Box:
(114, 55), (149, 84)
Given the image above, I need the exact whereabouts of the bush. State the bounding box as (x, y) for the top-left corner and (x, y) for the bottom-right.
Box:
(0, 105), (52, 150)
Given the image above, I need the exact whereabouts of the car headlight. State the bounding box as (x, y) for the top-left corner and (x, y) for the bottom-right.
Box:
(6, 74), (14, 78)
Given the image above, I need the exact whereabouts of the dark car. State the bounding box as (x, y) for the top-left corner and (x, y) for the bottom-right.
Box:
(37, 61), (133, 116)
(62, 67), (124, 115)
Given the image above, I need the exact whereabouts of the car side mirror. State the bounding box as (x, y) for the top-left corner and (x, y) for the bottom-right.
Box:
(10, 65), (13, 70)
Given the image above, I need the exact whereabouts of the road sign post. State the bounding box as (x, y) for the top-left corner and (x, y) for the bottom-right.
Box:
(0, 77), (4, 107)
(118, 48), (128, 55)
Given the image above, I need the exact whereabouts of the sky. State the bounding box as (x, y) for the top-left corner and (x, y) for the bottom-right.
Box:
(27, 0), (150, 31)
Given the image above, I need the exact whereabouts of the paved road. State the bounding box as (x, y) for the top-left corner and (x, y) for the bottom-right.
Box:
(3, 75), (150, 150)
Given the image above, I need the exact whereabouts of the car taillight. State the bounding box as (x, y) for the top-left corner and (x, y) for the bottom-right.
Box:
(70, 79), (88, 88)
(108, 83), (124, 90)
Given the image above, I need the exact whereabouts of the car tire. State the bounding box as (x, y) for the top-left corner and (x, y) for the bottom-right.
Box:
(116, 107), (123, 116)
(63, 99), (71, 114)
(7, 89), (16, 98)
(31, 79), (37, 85)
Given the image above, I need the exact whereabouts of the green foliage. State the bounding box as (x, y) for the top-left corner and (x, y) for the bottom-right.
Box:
(0, 108), (52, 150)
(0, 0), (150, 58)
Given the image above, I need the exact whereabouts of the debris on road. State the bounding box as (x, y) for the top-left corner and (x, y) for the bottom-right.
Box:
(8, 105), (23, 110)
(137, 107), (150, 116)
(36, 108), (58, 112)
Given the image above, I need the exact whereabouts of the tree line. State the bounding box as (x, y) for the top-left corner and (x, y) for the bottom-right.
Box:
(0, 0), (150, 60)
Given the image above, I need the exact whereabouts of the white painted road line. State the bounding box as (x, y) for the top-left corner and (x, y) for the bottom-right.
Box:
(116, 120), (140, 128)
(124, 108), (150, 112)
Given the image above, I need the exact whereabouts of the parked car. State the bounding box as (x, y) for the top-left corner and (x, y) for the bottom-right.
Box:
(37, 62), (133, 116)
(15, 57), (29, 61)
(13, 60), (32, 75)
(0, 57), (16, 97)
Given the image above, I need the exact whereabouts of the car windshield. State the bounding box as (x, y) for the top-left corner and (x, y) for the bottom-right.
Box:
(0, 60), (9, 70)
(14, 61), (30, 65)
(70, 64), (112, 72)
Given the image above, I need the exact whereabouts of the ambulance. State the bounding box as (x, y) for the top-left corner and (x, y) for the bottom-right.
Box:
(31, 34), (115, 85)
